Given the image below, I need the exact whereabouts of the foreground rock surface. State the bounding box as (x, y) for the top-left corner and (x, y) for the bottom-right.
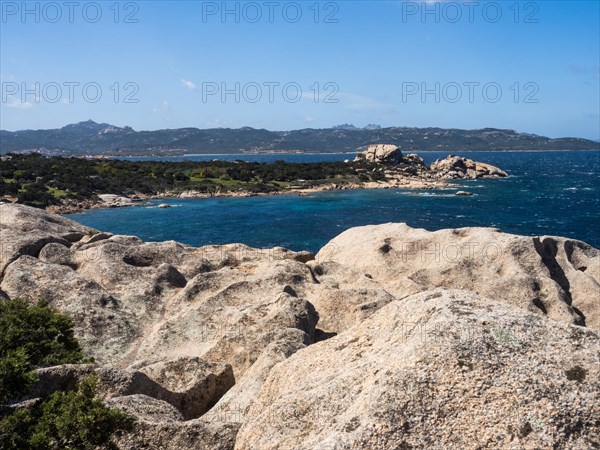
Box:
(29, 358), (234, 420)
(1, 203), (598, 449)
(315, 223), (600, 331)
(111, 411), (240, 450)
(1, 204), (319, 372)
(237, 289), (600, 450)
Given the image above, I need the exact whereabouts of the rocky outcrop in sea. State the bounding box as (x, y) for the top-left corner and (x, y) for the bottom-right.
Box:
(355, 144), (508, 180)
(0, 203), (598, 449)
(430, 153), (509, 179)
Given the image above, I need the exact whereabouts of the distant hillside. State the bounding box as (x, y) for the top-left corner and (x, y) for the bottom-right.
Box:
(1, 120), (598, 156)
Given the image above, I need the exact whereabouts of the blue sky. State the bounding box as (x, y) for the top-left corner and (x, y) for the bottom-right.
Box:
(1, 1), (599, 139)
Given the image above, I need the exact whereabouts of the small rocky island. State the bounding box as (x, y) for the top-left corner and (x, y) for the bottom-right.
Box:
(354, 143), (507, 182)
(0, 203), (598, 449)
(0, 147), (508, 214)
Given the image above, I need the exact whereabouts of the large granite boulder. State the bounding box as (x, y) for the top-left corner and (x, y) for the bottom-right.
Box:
(104, 394), (183, 424)
(430, 154), (508, 179)
(106, 394), (184, 423)
(97, 194), (135, 206)
(236, 289), (600, 450)
(355, 144), (402, 164)
(352, 149), (508, 180)
(314, 223), (600, 331)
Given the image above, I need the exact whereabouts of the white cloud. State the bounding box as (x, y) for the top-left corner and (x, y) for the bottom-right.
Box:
(5, 98), (33, 109)
(337, 92), (395, 113)
(299, 90), (395, 114)
(300, 86), (340, 103)
(0, 73), (17, 82)
(205, 118), (227, 128)
(569, 64), (600, 80)
(152, 101), (171, 113)
(304, 116), (316, 123)
(301, 91), (323, 102)
(181, 79), (198, 91)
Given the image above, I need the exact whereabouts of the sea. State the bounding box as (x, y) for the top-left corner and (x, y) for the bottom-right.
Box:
(67, 151), (600, 253)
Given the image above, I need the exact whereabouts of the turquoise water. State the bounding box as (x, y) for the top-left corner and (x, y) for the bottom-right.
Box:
(68, 151), (600, 252)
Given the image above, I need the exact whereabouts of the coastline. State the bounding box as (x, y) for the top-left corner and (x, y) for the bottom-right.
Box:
(105, 148), (600, 158)
(2, 150), (508, 215)
(46, 178), (455, 215)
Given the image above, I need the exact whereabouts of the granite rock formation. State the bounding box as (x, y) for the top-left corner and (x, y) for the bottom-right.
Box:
(1, 203), (598, 449)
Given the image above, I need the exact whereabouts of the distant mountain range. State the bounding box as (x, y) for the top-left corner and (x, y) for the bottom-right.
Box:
(1, 120), (598, 156)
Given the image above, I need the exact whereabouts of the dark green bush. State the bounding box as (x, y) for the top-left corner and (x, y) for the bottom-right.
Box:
(370, 170), (387, 182)
(0, 298), (132, 449)
(0, 298), (85, 403)
(0, 298), (84, 366)
(0, 349), (38, 404)
(0, 377), (133, 450)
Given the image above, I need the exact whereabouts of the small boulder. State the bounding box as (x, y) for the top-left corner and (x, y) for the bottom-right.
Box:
(98, 194), (134, 205)
(38, 242), (74, 266)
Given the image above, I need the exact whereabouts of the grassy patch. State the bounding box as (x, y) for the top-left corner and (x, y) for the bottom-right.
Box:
(47, 187), (68, 198)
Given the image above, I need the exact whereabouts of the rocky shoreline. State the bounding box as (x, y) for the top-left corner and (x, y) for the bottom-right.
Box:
(0, 203), (597, 449)
(42, 149), (508, 215)
(45, 180), (452, 215)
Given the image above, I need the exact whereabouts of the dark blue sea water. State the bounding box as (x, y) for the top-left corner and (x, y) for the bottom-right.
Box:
(68, 151), (600, 252)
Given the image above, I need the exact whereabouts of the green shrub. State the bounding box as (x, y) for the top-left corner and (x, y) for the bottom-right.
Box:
(0, 298), (84, 367)
(0, 298), (85, 403)
(0, 376), (133, 450)
(0, 348), (38, 404)
(370, 170), (387, 182)
(0, 299), (133, 448)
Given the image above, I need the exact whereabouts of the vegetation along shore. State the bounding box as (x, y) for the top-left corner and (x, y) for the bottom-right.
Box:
(0, 145), (508, 214)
